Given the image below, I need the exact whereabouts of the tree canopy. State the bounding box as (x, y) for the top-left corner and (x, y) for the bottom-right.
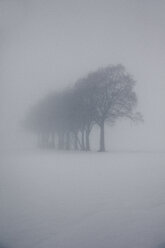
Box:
(23, 64), (143, 151)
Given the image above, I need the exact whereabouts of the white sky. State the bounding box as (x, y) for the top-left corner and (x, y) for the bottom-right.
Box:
(0, 0), (165, 151)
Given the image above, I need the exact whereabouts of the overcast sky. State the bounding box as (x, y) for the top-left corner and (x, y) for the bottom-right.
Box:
(0, 0), (165, 151)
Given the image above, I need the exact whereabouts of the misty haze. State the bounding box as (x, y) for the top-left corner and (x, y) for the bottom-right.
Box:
(0, 1), (165, 248)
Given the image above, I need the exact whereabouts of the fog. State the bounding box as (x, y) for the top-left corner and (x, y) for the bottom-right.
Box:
(0, 0), (165, 152)
(0, 1), (165, 248)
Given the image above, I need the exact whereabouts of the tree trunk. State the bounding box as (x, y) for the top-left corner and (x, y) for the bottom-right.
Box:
(58, 133), (61, 149)
(58, 132), (64, 150)
(81, 130), (85, 151)
(74, 132), (78, 151)
(85, 129), (90, 151)
(61, 133), (65, 149)
(66, 132), (70, 150)
(43, 133), (48, 148)
(45, 133), (49, 148)
(99, 121), (105, 152)
(51, 132), (55, 148)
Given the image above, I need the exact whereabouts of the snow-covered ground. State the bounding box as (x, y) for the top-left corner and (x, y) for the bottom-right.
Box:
(0, 151), (165, 248)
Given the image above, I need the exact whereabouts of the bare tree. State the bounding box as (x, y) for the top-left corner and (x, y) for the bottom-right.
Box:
(23, 64), (142, 152)
(77, 65), (142, 151)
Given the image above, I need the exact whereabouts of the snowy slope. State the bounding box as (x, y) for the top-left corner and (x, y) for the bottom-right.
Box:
(0, 152), (165, 248)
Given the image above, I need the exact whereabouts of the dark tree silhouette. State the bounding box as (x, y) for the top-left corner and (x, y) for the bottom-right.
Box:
(74, 80), (96, 151)
(23, 64), (142, 152)
(80, 65), (141, 151)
